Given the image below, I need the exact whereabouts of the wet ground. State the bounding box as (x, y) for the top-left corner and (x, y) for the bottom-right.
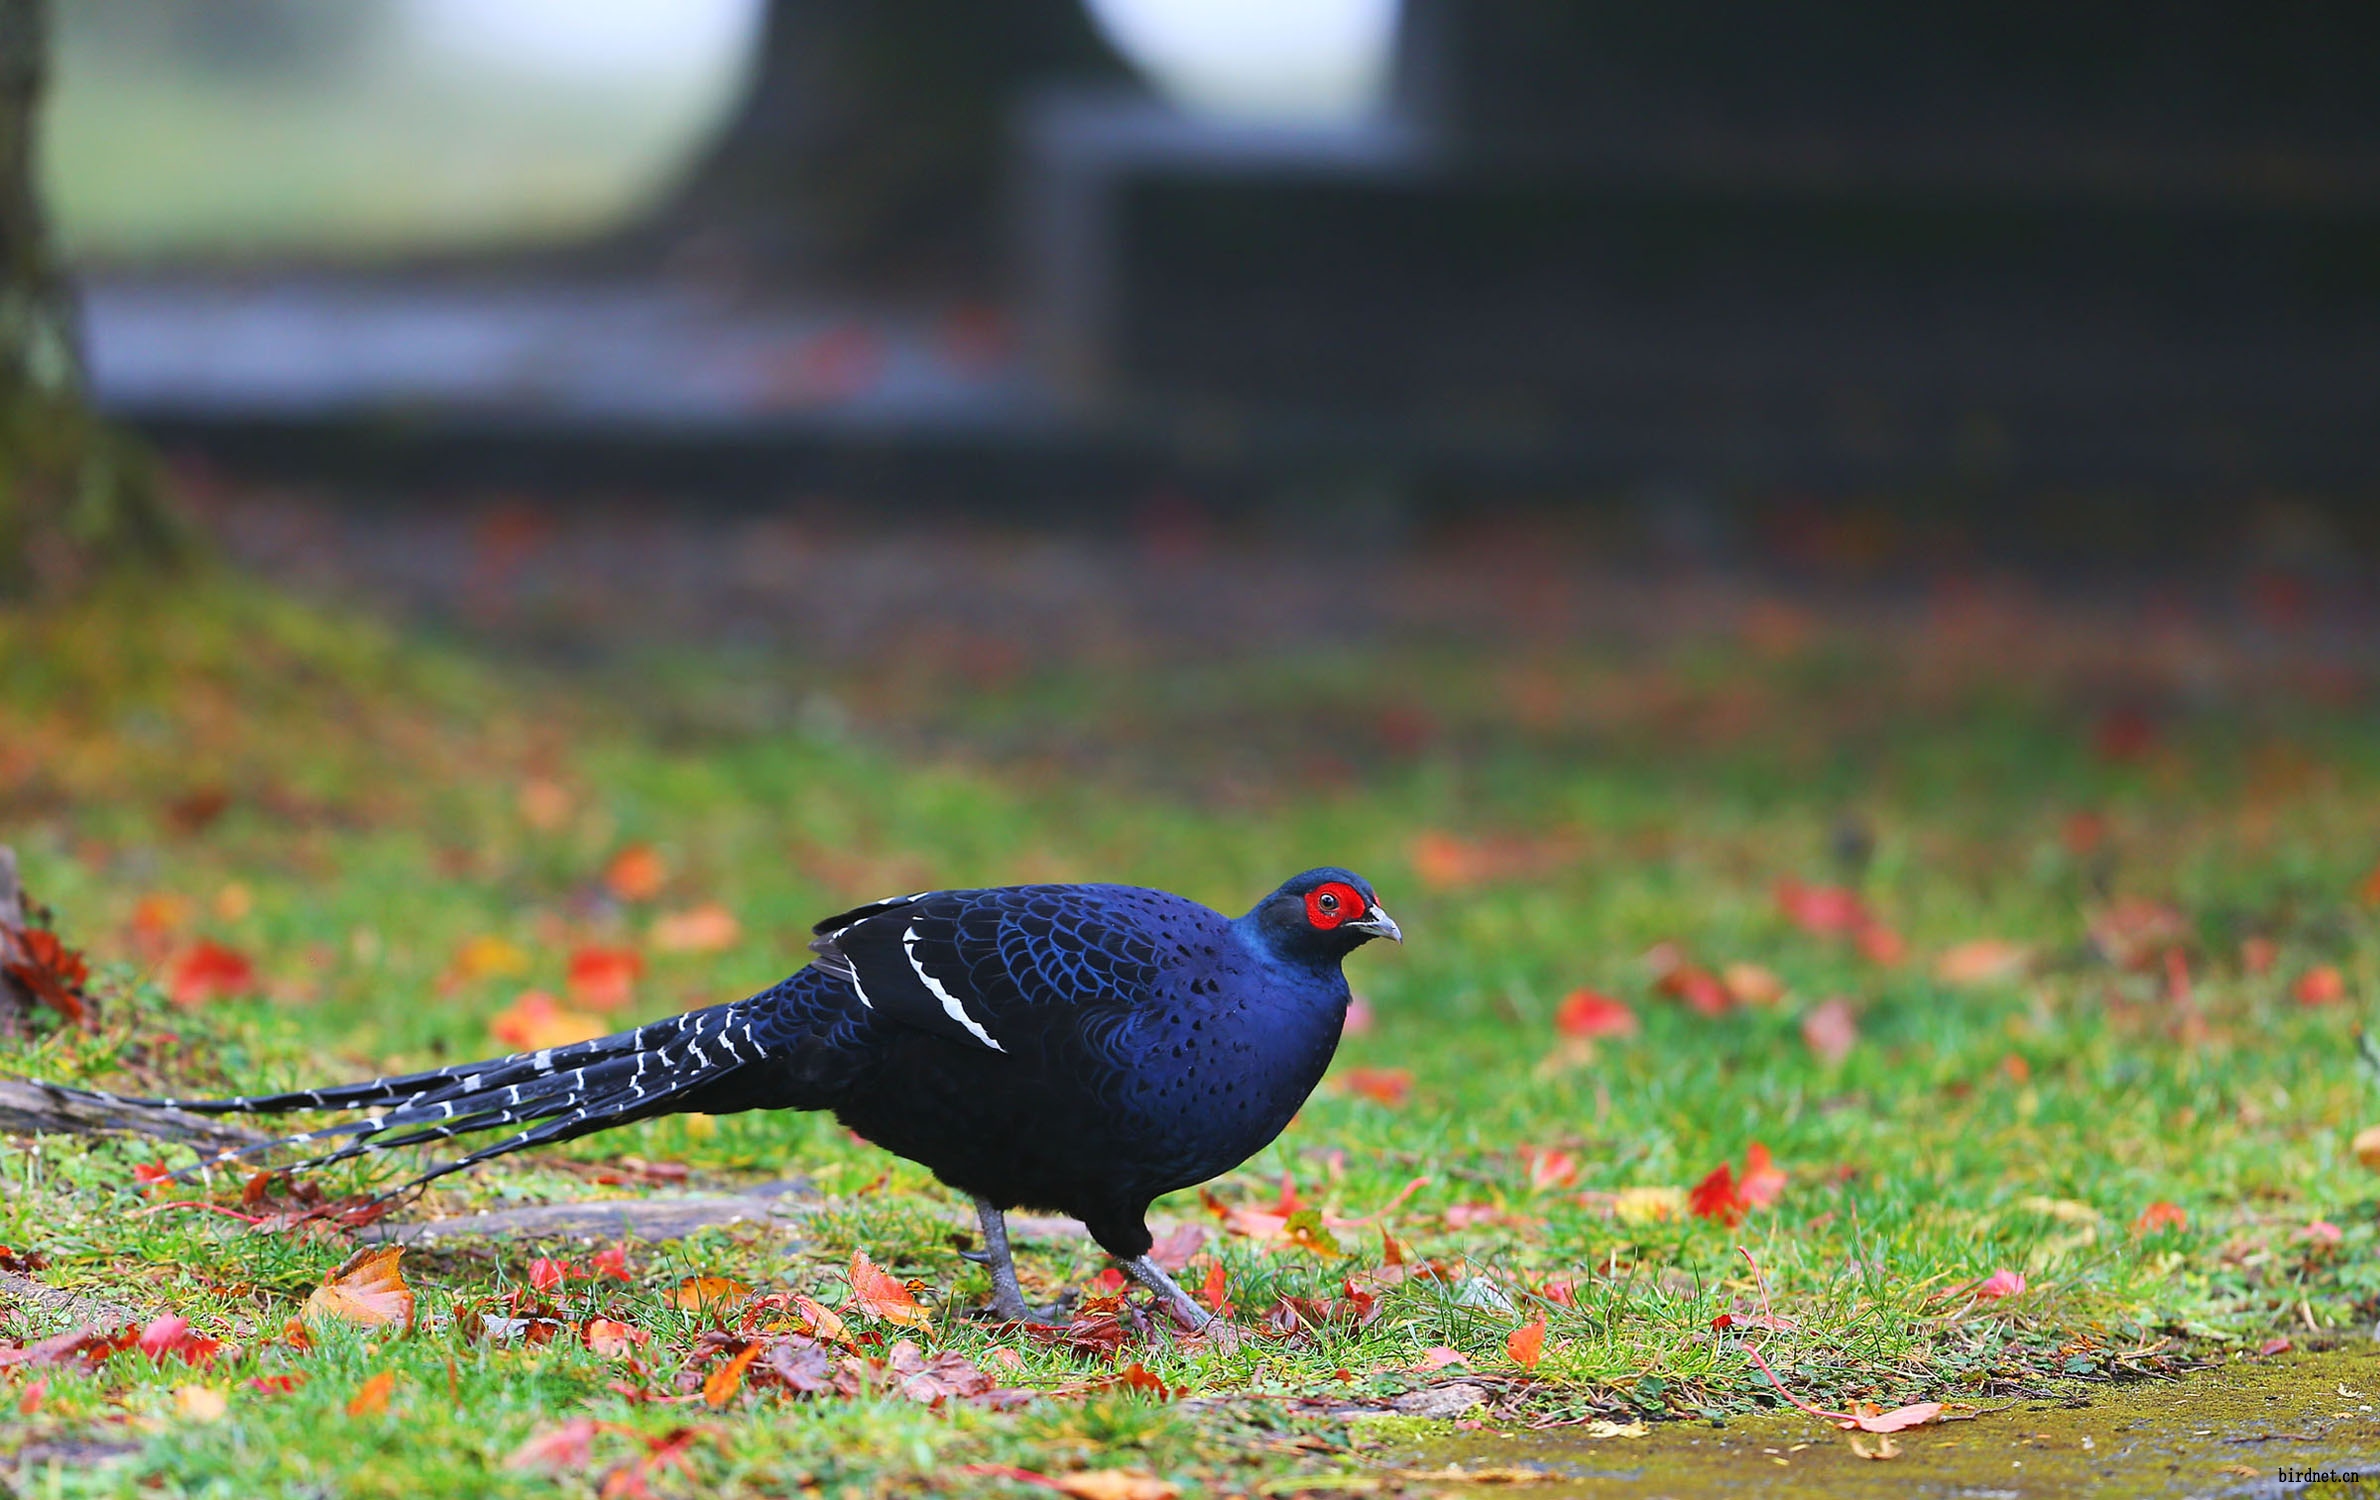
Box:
(1354, 1346), (2380, 1498)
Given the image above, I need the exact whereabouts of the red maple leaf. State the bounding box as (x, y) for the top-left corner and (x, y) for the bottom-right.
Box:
(164, 941), (257, 1007)
(1656, 964), (1732, 1016)
(2, 926), (90, 1024)
(565, 947), (642, 1011)
(1690, 1163), (1747, 1226)
(136, 1313), (225, 1369)
(1738, 1142), (1787, 1208)
(1554, 989), (1638, 1038)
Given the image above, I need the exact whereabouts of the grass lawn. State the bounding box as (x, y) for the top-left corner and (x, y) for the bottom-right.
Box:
(4, 558), (2379, 1496)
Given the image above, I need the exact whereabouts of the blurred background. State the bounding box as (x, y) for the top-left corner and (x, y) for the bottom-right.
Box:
(8, 0), (2380, 764)
(44, 0), (2380, 512)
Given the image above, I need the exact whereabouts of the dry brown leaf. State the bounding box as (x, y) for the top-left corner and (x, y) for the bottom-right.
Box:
(1052, 1471), (1181, 1500)
(303, 1246), (414, 1332)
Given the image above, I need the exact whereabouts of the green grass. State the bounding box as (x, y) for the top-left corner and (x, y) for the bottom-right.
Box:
(5, 569), (2380, 1496)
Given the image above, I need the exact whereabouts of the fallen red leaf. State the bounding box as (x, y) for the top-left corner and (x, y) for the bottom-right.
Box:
(1722, 963), (1786, 1007)
(603, 845), (668, 903)
(0, 1325), (140, 1372)
(847, 1251), (931, 1329)
(2, 925), (90, 1024)
(1775, 879), (1871, 936)
(703, 1341), (762, 1407)
(668, 1275), (751, 1313)
(2132, 1201), (2189, 1237)
(1200, 1187), (1289, 1243)
(345, 1370), (396, 1417)
(1198, 1260), (1233, 1319)
(1855, 924), (1906, 966)
(1847, 1401), (1944, 1433)
(1971, 1269), (2027, 1301)
(164, 941), (257, 1007)
(1800, 997), (1859, 1065)
(584, 1319), (647, 1358)
(136, 1313), (225, 1369)
(1554, 989), (1638, 1038)
(565, 948), (643, 1012)
(1737, 1327), (1944, 1435)
(489, 990), (605, 1051)
(1934, 939), (2031, 987)
(1334, 1067), (1412, 1107)
(1738, 1143), (1786, 1208)
(1690, 1163), (1745, 1226)
(1520, 1146), (1579, 1192)
(591, 1245), (632, 1280)
(650, 904), (741, 955)
(1656, 964), (1731, 1016)
(2295, 966), (2346, 1007)
(529, 1257), (572, 1292)
(1506, 1318), (1546, 1370)
(506, 1417), (612, 1472)
(1146, 1223), (1206, 1272)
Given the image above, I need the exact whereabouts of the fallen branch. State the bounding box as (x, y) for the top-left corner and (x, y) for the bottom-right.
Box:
(0, 1079), (263, 1148)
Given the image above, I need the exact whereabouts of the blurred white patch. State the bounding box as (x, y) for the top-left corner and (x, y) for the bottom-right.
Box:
(402, 0), (765, 82)
(1084, 0), (1400, 120)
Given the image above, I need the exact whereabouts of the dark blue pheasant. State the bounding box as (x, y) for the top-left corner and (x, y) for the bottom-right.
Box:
(49, 868), (1399, 1329)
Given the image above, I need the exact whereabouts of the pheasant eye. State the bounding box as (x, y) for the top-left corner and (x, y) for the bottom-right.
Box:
(1304, 883), (1359, 929)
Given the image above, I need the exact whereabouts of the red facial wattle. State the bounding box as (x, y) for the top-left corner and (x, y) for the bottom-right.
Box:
(1304, 881), (1366, 930)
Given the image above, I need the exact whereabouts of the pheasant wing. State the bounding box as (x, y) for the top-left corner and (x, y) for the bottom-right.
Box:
(809, 885), (1168, 1054)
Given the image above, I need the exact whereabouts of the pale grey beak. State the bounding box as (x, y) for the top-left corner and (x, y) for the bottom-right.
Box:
(1348, 904), (1403, 943)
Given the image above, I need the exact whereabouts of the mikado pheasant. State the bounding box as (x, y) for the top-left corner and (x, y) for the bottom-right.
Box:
(52, 868), (1401, 1329)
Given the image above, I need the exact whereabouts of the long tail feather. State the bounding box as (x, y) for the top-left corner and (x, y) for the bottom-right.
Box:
(23, 967), (872, 1200)
(42, 1001), (774, 1194)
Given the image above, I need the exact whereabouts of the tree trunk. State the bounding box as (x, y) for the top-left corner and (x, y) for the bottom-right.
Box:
(0, 0), (178, 596)
(631, 0), (1146, 295)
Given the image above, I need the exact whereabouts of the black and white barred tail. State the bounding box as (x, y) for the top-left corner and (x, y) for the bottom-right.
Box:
(42, 999), (786, 1200)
